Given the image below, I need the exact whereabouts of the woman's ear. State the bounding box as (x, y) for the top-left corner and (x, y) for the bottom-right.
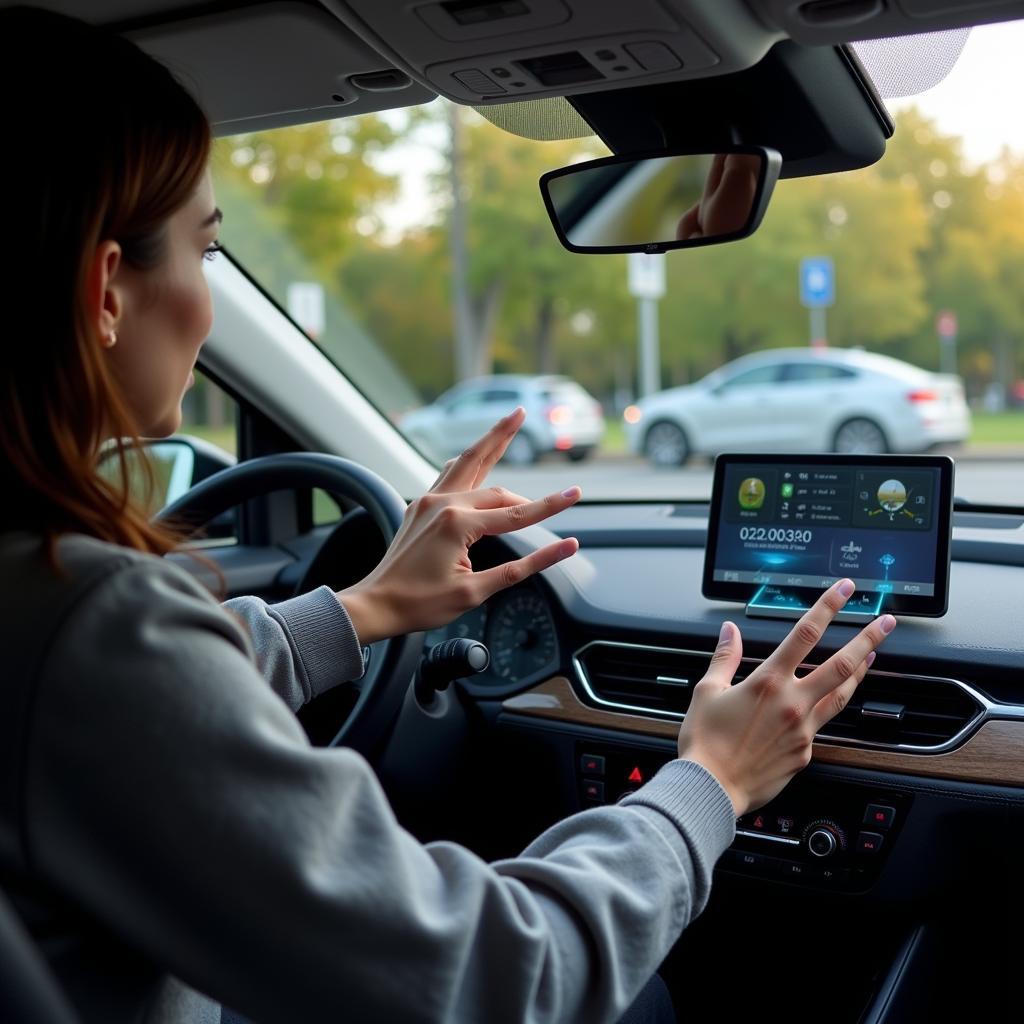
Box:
(85, 240), (123, 345)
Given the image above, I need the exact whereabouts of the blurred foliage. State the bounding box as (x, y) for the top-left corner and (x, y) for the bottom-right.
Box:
(213, 103), (1024, 408)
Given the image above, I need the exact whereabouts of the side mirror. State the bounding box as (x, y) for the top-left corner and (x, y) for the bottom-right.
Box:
(100, 435), (237, 539)
(146, 440), (196, 508)
(150, 436), (237, 539)
(540, 146), (782, 254)
(147, 435), (236, 508)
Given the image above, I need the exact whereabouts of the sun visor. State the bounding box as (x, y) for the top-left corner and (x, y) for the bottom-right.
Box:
(472, 97), (595, 140)
(128, 3), (436, 136)
(852, 29), (970, 98)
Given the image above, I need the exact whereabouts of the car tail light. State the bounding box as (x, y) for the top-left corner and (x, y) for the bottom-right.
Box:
(906, 389), (939, 403)
(555, 436), (573, 450)
(547, 404), (572, 425)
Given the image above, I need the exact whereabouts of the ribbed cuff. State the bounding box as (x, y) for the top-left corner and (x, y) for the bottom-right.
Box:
(267, 586), (366, 698)
(620, 760), (736, 863)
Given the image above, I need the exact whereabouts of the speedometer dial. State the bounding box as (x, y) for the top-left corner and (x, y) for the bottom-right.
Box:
(424, 604), (487, 649)
(486, 588), (557, 681)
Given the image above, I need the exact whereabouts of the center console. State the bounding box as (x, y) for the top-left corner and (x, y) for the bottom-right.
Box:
(577, 741), (912, 892)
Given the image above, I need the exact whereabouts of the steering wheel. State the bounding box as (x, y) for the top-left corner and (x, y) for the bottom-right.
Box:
(158, 452), (423, 755)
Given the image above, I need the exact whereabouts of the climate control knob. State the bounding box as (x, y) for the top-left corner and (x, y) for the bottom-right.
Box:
(803, 820), (847, 859)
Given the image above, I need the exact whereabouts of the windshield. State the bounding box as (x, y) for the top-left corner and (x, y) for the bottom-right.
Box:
(213, 21), (1024, 509)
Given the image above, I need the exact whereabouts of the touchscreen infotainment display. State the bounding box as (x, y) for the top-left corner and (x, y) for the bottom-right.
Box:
(702, 454), (954, 618)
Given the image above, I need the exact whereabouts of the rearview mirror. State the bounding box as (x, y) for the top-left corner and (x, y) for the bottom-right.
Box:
(540, 146), (782, 254)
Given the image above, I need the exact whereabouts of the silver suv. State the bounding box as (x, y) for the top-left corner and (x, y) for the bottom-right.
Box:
(401, 375), (606, 465)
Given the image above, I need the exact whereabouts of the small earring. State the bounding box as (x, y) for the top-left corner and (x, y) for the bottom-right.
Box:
(103, 330), (118, 348)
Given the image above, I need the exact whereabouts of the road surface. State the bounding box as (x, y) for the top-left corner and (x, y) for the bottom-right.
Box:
(492, 456), (1020, 507)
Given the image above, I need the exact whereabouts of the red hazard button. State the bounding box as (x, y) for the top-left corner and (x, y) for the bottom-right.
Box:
(627, 766), (644, 784)
(857, 831), (884, 854)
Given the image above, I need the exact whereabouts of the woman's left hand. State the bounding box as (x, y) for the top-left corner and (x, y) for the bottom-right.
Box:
(336, 407), (581, 645)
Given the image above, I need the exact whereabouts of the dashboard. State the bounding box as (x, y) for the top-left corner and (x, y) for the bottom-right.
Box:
(265, 491), (1024, 1021)
(352, 496), (1024, 1019)
(424, 581), (559, 696)
(422, 501), (1024, 905)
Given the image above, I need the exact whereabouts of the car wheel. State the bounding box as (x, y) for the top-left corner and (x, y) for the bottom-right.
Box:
(566, 447), (592, 463)
(833, 418), (888, 454)
(644, 421), (689, 467)
(502, 432), (537, 465)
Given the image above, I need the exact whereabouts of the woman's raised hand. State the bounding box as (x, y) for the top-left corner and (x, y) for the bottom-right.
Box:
(337, 408), (581, 645)
(677, 579), (896, 816)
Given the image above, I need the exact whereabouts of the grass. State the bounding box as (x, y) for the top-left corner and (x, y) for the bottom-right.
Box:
(968, 411), (1024, 446)
(598, 409), (1024, 455)
(602, 419), (628, 454)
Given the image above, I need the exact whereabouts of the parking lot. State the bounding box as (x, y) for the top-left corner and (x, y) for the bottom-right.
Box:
(493, 453), (1021, 507)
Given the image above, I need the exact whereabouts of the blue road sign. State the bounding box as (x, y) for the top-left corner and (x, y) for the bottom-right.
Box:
(800, 256), (835, 309)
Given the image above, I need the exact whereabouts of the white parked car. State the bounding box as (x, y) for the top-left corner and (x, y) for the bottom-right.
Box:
(401, 375), (605, 465)
(625, 348), (971, 466)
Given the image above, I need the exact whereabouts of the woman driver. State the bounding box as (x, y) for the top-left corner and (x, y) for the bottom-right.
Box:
(0, 8), (894, 1024)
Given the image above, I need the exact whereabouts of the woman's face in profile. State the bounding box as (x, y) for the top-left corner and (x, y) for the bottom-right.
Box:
(105, 171), (220, 438)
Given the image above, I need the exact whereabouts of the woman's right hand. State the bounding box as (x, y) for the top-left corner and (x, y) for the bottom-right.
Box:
(677, 579), (896, 817)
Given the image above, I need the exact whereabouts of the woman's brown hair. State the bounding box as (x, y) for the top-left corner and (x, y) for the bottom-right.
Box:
(0, 7), (212, 557)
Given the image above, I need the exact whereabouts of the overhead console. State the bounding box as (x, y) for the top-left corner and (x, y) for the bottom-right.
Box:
(326, 2), (893, 178)
(326, 0), (1024, 107)
(325, 0), (781, 104)
(86, 0), (1024, 138)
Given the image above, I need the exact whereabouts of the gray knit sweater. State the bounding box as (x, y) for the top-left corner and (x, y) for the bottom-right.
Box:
(0, 531), (735, 1024)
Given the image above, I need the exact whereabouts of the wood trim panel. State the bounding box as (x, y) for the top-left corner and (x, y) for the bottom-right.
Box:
(502, 676), (1024, 786)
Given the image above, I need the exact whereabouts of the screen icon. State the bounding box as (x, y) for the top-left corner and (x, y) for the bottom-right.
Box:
(780, 482), (794, 498)
(738, 477), (766, 510)
(840, 541), (863, 566)
(878, 480), (907, 512)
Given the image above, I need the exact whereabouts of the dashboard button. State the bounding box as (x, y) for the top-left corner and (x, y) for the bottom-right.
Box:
(776, 860), (808, 881)
(734, 850), (769, 872)
(864, 804), (895, 830)
(857, 831), (884, 854)
(581, 780), (605, 803)
(580, 753), (606, 775)
(816, 866), (851, 886)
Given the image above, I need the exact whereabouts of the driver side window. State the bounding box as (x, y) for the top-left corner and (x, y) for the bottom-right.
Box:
(180, 370), (238, 459)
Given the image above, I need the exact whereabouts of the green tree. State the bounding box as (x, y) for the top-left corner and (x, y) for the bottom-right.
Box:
(214, 118), (401, 278)
(657, 164), (930, 382)
(442, 104), (616, 381)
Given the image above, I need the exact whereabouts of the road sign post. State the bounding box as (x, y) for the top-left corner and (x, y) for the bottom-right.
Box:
(287, 281), (326, 339)
(936, 310), (958, 376)
(628, 253), (666, 399)
(799, 256), (835, 348)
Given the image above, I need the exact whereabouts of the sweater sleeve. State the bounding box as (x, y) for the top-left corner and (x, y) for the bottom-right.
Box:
(25, 558), (735, 1024)
(223, 586), (366, 710)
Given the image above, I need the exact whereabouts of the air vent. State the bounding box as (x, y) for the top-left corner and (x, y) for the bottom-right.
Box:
(574, 642), (713, 719)
(574, 640), (987, 754)
(816, 671), (984, 751)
